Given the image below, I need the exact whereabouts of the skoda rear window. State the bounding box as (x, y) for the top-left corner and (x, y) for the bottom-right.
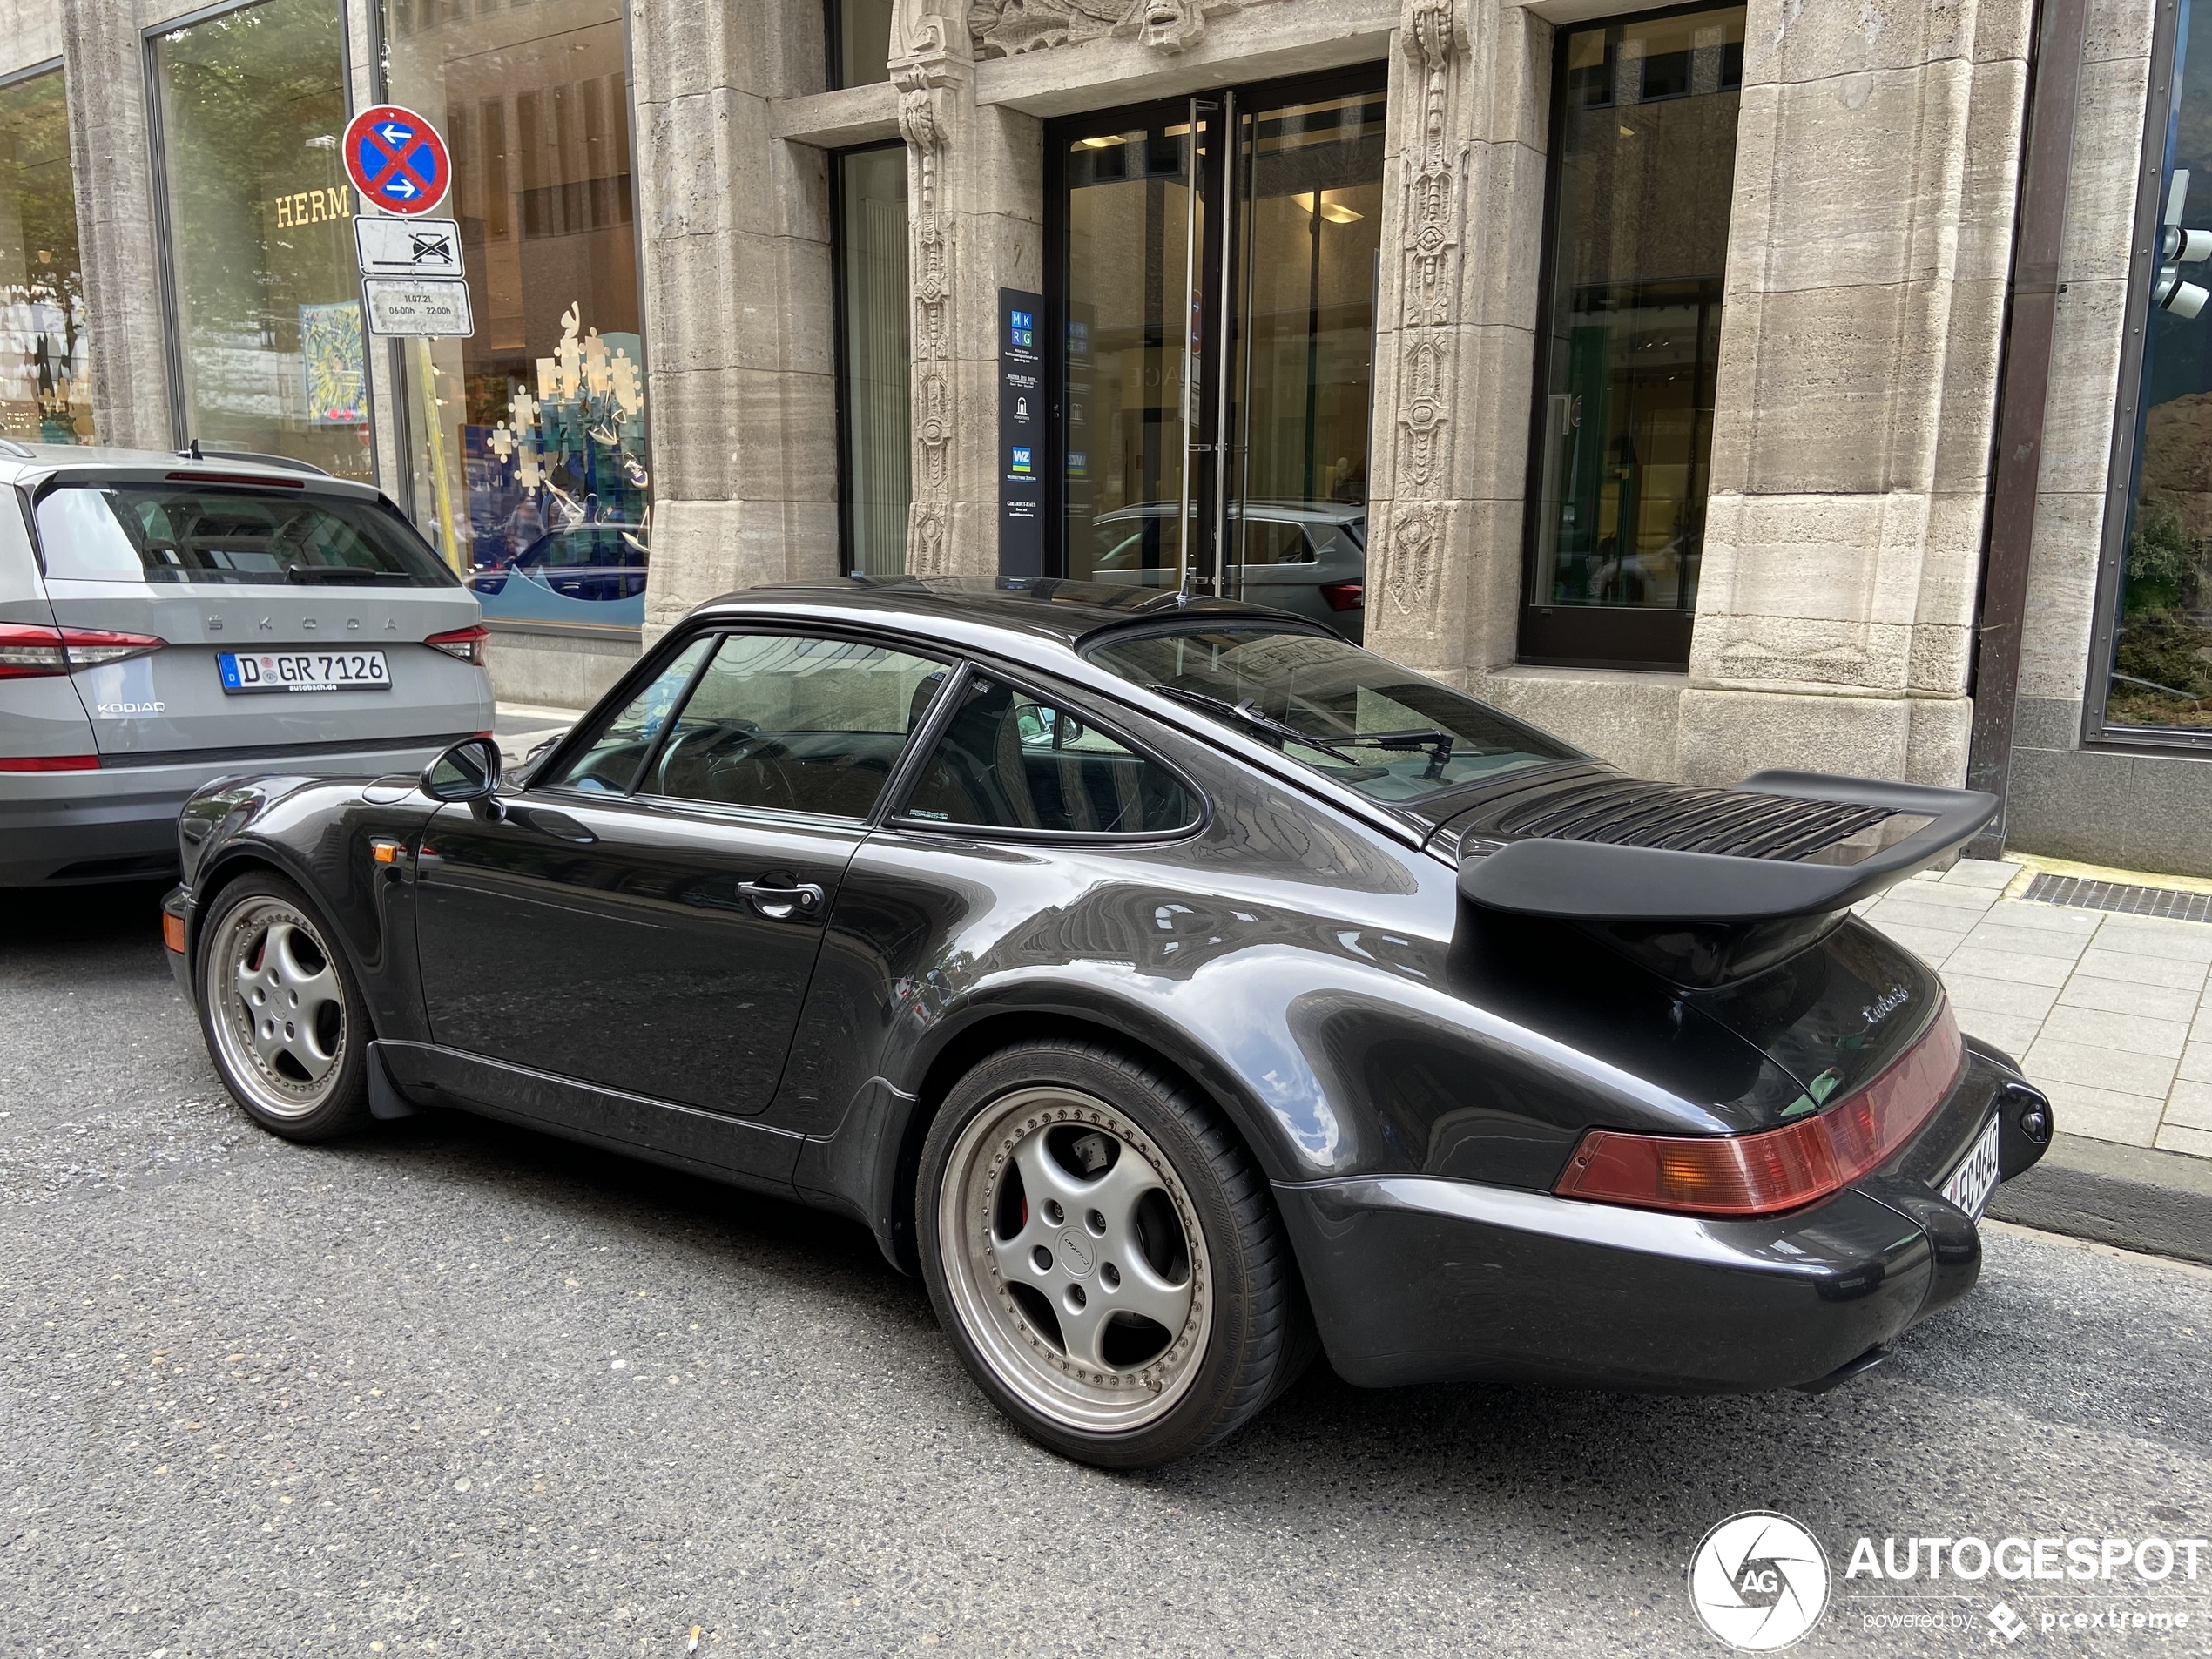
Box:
(33, 483), (456, 587)
(1085, 624), (1582, 803)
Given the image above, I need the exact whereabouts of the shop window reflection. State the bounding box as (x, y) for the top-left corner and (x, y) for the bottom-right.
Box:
(1524, 5), (1743, 669)
(381, 0), (650, 628)
(828, 0), (895, 89)
(153, 0), (368, 477)
(836, 145), (911, 576)
(2107, 1), (2212, 733)
(0, 67), (91, 444)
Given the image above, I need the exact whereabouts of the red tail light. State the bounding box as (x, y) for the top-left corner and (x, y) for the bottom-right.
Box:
(0, 754), (100, 772)
(426, 624), (489, 666)
(1554, 1000), (1964, 1217)
(0, 623), (165, 678)
(1319, 581), (1365, 612)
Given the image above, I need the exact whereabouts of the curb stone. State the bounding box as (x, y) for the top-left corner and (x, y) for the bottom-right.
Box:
(1987, 1132), (2212, 1267)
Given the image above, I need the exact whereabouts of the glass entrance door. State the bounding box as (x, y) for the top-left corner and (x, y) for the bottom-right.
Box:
(1049, 72), (1385, 634)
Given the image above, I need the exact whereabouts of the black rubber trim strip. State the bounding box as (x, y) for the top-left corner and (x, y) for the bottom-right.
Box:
(93, 731), (481, 769)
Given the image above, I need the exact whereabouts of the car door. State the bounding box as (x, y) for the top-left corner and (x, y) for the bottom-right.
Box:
(411, 626), (952, 1116)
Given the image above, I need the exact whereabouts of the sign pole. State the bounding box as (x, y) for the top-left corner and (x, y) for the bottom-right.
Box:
(414, 335), (462, 574)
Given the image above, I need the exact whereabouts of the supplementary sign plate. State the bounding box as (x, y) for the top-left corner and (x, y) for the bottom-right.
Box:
(361, 277), (474, 338)
(356, 215), (463, 280)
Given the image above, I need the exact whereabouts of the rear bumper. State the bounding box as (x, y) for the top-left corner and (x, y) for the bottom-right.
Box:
(0, 736), (470, 885)
(1277, 1042), (2048, 1392)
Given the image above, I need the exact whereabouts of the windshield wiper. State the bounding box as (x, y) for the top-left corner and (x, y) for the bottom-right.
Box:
(1145, 683), (1361, 759)
(285, 567), (407, 583)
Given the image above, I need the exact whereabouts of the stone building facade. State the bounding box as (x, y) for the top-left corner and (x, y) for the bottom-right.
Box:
(3, 0), (2209, 871)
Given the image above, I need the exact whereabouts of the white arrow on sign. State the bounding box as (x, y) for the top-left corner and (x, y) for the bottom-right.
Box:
(354, 215), (465, 280)
(374, 120), (414, 147)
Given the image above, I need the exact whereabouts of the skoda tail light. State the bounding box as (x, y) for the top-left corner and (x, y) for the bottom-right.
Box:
(1319, 581), (1365, 612)
(426, 624), (489, 666)
(1554, 1000), (1964, 1217)
(0, 623), (165, 678)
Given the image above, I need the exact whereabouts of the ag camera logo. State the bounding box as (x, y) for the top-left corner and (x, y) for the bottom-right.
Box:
(1689, 1512), (1831, 1650)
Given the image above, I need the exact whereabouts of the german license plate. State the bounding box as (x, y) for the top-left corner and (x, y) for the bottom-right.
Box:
(1940, 1115), (2002, 1219)
(219, 650), (391, 693)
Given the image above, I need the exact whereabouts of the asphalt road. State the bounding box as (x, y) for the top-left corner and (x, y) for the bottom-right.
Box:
(4, 885), (2211, 1659)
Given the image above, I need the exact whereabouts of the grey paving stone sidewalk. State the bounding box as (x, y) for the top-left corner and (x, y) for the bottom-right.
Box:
(1859, 860), (2212, 1161)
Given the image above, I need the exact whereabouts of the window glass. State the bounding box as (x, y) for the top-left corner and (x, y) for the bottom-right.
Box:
(830, 0), (895, 89)
(0, 66), (91, 443)
(1087, 625), (1581, 803)
(2106, 0), (2212, 732)
(644, 634), (946, 817)
(1526, 5), (1744, 664)
(837, 145), (910, 575)
(900, 675), (1199, 834)
(381, 0), (651, 620)
(152, 0), (370, 479)
(35, 484), (453, 587)
(543, 636), (712, 795)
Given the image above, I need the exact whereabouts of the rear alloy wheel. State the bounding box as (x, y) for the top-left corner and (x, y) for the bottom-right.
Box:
(920, 1041), (1312, 1467)
(197, 873), (373, 1142)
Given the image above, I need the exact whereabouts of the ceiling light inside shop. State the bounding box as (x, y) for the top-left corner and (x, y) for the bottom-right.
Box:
(1319, 201), (1364, 225)
(1078, 134), (1124, 149)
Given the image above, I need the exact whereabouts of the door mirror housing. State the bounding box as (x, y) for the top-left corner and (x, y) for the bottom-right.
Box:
(422, 736), (503, 804)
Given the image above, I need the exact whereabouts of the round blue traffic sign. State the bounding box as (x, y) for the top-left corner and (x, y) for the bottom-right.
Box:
(342, 104), (451, 216)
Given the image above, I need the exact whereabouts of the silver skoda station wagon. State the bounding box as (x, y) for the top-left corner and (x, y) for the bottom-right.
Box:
(0, 444), (495, 887)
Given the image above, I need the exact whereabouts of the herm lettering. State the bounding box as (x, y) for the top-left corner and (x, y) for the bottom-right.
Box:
(273, 187), (352, 228)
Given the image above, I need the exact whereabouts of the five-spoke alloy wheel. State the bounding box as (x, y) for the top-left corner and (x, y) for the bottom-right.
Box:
(920, 1040), (1312, 1467)
(197, 873), (373, 1140)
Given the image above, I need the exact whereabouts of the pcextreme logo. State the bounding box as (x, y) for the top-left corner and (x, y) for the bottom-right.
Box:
(1689, 1512), (1831, 1651)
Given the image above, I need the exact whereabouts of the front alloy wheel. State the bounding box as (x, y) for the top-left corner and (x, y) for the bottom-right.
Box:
(921, 1041), (1312, 1467)
(198, 873), (372, 1141)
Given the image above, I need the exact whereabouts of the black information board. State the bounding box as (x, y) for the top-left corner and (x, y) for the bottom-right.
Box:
(998, 287), (1045, 577)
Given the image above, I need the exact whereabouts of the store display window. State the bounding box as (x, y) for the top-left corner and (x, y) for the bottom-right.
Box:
(381, 0), (649, 628)
(0, 64), (91, 444)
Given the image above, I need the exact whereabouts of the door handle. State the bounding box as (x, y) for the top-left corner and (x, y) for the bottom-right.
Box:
(735, 880), (826, 921)
(513, 806), (596, 844)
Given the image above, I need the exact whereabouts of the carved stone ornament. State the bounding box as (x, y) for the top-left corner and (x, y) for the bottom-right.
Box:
(892, 0), (964, 576)
(1379, 0), (1469, 621)
(967, 0), (1211, 57)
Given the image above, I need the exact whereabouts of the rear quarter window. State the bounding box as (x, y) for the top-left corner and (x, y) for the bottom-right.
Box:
(33, 483), (455, 587)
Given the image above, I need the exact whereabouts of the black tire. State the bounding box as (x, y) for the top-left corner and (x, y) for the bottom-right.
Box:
(917, 1038), (1314, 1467)
(194, 870), (374, 1143)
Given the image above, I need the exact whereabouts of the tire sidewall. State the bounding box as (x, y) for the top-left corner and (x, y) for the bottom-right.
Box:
(918, 1042), (1263, 1468)
(195, 870), (373, 1143)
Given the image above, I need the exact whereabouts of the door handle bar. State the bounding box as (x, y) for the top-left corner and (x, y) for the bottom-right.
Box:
(736, 880), (826, 920)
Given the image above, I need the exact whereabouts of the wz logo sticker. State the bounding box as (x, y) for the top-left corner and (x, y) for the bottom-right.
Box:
(1689, 1512), (1831, 1650)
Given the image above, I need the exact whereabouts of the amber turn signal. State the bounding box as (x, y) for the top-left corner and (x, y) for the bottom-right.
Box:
(160, 912), (186, 954)
(371, 839), (404, 865)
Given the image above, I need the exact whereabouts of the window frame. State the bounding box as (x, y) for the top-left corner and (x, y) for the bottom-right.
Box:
(882, 658), (1212, 845)
(2081, 0), (2206, 752)
(1515, 0), (1745, 673)
(529, 621), (961, 824)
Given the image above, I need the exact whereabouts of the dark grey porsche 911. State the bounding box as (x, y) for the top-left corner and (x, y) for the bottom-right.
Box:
(162, 577), (2053, 1467)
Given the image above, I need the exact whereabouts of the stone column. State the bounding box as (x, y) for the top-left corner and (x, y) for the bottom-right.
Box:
(61, 0), (170, 450)
(631, 0), (840, 637)
(1363, 0), (1548, 687)
(893, 0), (1042, 577)
(1678, 0), (2034, 786)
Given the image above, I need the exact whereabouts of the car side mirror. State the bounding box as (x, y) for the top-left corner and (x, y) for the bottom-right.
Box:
(421, 737), (503, 811)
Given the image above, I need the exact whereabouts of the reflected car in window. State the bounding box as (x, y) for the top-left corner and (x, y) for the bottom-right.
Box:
(1085, 501), (1368, 641)
(470, 523), (646, 604)
(164, 576), (2051, 1470)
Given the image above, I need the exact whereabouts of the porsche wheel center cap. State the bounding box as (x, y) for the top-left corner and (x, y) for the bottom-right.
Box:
(1056, 1230), (1094, 1278)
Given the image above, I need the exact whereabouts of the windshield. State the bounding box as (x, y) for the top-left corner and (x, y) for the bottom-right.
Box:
(34, 483), (456, 587)
(1086, 626), (1582, 802)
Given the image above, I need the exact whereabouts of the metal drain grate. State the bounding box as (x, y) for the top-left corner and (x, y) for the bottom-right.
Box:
(2022, 872), (2212, 923)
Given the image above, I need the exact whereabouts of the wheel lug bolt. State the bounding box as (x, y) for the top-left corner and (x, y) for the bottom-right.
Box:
(1031, 1245), (1053, 1272)
(1044, 1200), (1064, 1225)
(1087, 1209), (1106, 1235)
(1102, 1263), (1120, 1289)
(1066, 1285), (1087, 1311)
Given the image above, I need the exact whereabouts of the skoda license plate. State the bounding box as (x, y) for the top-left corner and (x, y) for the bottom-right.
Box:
(1940, 1115), (2002, 1219)
(219, 651), (391, 694)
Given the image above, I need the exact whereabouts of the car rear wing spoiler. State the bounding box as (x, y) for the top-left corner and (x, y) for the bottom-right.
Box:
(1457, 770), (1999, 924)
